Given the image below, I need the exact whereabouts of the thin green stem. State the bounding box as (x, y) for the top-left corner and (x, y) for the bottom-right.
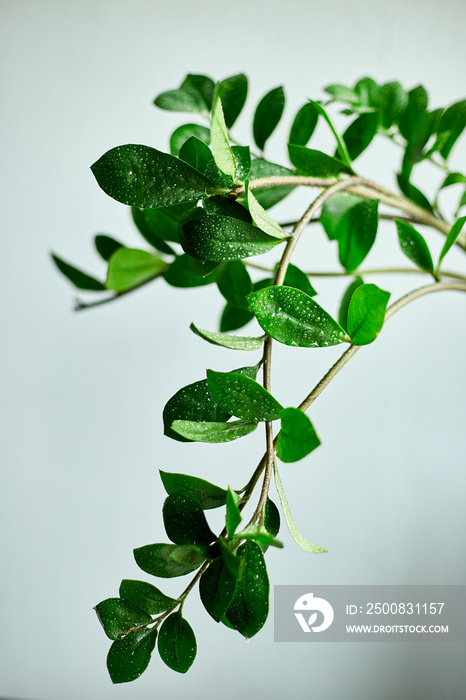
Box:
(74, 269), (168, 311)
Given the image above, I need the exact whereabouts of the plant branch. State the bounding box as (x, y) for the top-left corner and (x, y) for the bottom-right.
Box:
(74, 270), (167, 311)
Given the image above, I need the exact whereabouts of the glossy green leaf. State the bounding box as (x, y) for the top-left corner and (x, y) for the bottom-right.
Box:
(398, 85), (428, 144)
(162, 493), (216, 546)
(283, 263), (317, 296)
(164, 254), (216, 288)
(289, 102), (318, 147)
(105, 248), (166, 292)
(95, 598), (152, 641)
(119, 580), (176, 615)
(264, 498), (280, 537)
(107, 627), (157, 684)
(337, 199), (379, 272)
(276, 407), (320, 463)
(211, 97), (237, 180)
(158, 611), (197, 674)
(159, 471), (227, 510)
(154, 74), (214, 115)
(437, 100), (466, 159)
(134, 543), (207, 578)
(91, 145), (220, 209)
(179, 136), (212, 175)
(226, 487), (242, 538)
(181, 214), (281, 262)
(340, 112), (378, 161)
(253, 86), (285, 151)
(397, 173), (433, 213)
(220, 303), (254, 333)
(347, 283), (390, 345)
(215, 74), (248, 128)
(171, 419), (258, 443)
(218, 537), (244, 577)
(206, 370), (283, 421)
(216, 260), (252, 308)
(246, 186), (287, 239)
(94, 235), (124, 261)
(396, 220), (434, 274)
(288, 144), (351, 178)
(200, 556), (238, 622)
(247, 158), (295, 209)
(51, 254), (106, 291)
(247, 286), (349, 348)
(190, 323), (264, 351)
(273, 463), (327, 553)
(132, 202), (192, 244)
(320, 191), (363, 241)
(378, 82), (407, 129)
(233, 146), (251, 182)
(163, 377), (231, 442)
(203, 194), (251, 222)
(131, 207), (176, 255)
(438, 216), (466, 269)
(308, 100), (353, 170)
(225, 541), (269, 638)
(169, 124), (211, 157)
(338, 276), (364, 331)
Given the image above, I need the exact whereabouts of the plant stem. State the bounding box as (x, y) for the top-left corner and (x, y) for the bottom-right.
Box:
(74, 270), (167, 311)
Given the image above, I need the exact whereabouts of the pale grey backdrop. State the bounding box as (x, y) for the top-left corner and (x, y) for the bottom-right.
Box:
(1, 1), (465, 699)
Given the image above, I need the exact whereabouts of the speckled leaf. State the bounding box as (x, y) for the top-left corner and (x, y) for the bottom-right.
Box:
(190, 323), (264, 351)
(396, 220), (434, 275)
(94, 235), (124, 261)
(171, 419), (258, 443)
(159, 471), (227, 510)
(169, 123), (211, 156)
(246, 186), (287, 239)
(119, 580), (176, 615)
(107, 627), (157, 684)
(181, 214), (281, 261)
(289, 102), (318, 147)
(247, 286), (349, 348)
(162, 493), (216, 546)
(225, 541), (269, 638)
(253, 86), (285, 151)
(133, 544), (207, 578)
(438, 216), (466, 269)
(158, 612), (197, 674)
(288, 144), (351, 177)
(51, 254), (106, 291)
(105, 248), (166, 292)
(200, 556), (238, 622)
(95, 598), (152, 641)
(206, 370), (283, 421)
(347, 283), (390, 345)
(211, 97), (237, 180)
(203, 195), (252, 222)
(91, 145), (220, 209)
(232, 146), (251, 182)
(276, 407), (320, 463)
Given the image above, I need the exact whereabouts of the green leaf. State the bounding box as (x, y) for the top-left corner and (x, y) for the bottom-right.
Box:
(324, 83), (359, 104)
(190, 324), (264, 351)
(206, 370), (283, 421)
(340, 112), (378, 161)
(347, 283), (390, 345)
(131, 207), (176, 255)
(159, 471), (228, 510)
(171, 419), (258, 443)
(169, 123), (211, 157)
(132, 202), (192, 245)
(164, 254), (217, 288)
(181, 214), (281, 262)
(163, 377), (231, 442)
(134, 543), (207, 578)
(396, 220), (434, 275)
(220, 303), (254, 333)
(234, 525), (283, 549)
(253, 86), (285, 151)
(232, 145), (252, 183)
(246, 186), (288, 239)
(216, 260), (252, 308)
(288, 144), (351, 178)
(218, 537), (244, 577)
(438, 216), (466, 270)
(398, 85), (428, 144)
(51, 254), (106, 291)
(94, 234), (124, 261)
(273, 463), (327, 553)
(337, 199), (379, 272)
(247, 286), (349, 348)
(437, 99), (466, 159)
(247, 158), (295, 209)
(119, 580), (176, 615)
(378, 82), (407, 130)
(276, 407), (320, 463)
(225, 487), (242, 538)
(289, 102), (318, 147)
(162, 493), (216, 546)
(438, 172), (466, 193)
(158, 611), (197, 674)
(105, 248), (166, 292)
(308, 100), (353, 170)
(154, 74), (214, 114)
(95, 598), (152, 641)
(107, 627), (157, 684)
(320, 191), (363, 241)
(91, 145), (220, 209)
(283, 263), (317, 296)
(225, 541), (269, 638)
(179, 136), (212, 175)
(215, 74), (248, 128)
(397, 173), (433, 213)
(338, 276), (364, 331)
(264, 498), (280, 537)
(211, 97), (237, 180)
(203, 194), (251, 222)
(200, 556), (238, 622)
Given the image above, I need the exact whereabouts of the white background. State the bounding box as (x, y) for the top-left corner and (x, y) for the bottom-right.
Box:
(1, 1), (466, 698)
